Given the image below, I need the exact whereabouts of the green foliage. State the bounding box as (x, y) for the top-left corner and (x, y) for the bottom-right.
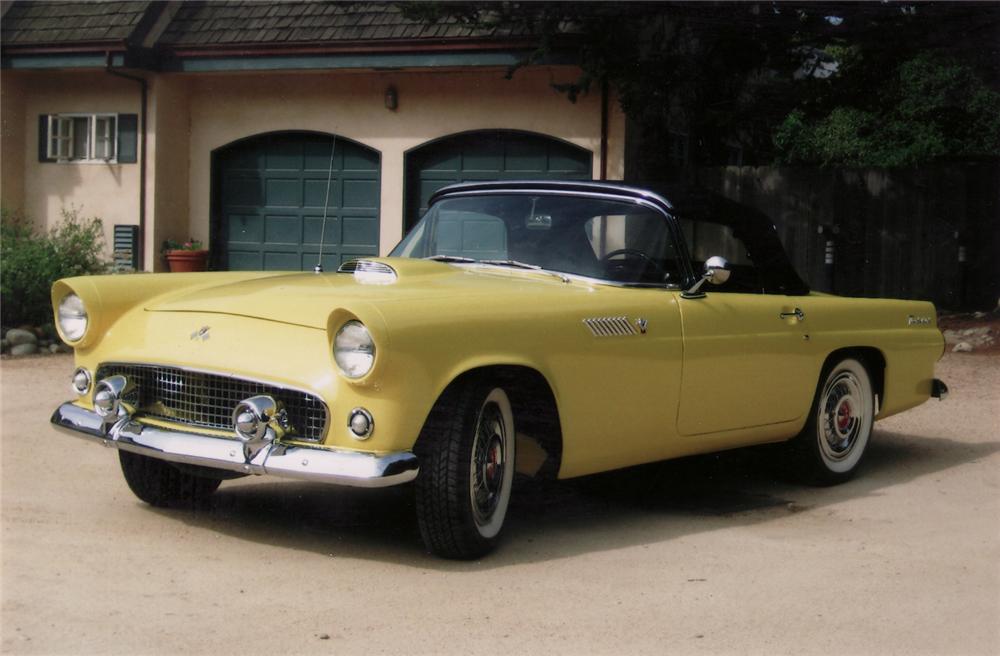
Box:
(400, 2), (1000, 170)
(1, 206), (110, 328)
(775, 53), (1000, 166)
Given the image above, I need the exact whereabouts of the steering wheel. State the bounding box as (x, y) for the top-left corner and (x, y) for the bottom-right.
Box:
(600, 248), (669, 281)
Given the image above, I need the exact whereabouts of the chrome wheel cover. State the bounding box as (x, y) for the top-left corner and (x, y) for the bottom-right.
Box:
(819, 370), (867, 464)
(468, 389), (514, 538)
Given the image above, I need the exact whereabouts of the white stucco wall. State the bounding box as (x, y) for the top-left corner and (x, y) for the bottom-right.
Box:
(185, 66), (626, 256)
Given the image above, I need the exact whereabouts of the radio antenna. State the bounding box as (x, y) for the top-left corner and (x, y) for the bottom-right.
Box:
(314, 135), (337, 273)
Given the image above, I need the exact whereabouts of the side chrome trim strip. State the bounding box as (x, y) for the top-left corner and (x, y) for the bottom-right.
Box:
(50, 402), (418, 488)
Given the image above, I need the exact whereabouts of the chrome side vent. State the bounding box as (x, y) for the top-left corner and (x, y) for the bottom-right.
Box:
(338, 259), (397, 284)
(583, 316), (638, 337)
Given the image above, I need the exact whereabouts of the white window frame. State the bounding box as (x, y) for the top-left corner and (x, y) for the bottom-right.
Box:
(46, 113), (118, 163)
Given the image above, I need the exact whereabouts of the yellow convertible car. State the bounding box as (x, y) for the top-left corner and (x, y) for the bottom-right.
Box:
(50, 181), (947, 559)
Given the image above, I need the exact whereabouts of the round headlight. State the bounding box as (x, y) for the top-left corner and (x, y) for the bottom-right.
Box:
(58, 293), (88, 342)
(334, 320), (375, 379)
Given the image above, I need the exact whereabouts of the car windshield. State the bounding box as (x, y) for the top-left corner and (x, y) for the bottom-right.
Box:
(390, 194), (684, 285)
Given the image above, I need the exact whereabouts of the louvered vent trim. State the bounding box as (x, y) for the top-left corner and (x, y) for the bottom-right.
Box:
(583, 317), (637, 337)
(337, 259), (397, 283)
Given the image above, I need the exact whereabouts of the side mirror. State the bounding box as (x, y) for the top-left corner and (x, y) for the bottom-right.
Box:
(703, 255), (731, 285)
(682, 255), (731, 298)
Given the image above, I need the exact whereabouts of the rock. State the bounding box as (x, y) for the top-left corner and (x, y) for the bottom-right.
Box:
(973, 311), (986, 319)
(38, 339), (51, 348)
(961, 327), (990, 336)
(6, 328), (37, 346)
(49, 344), (62, 354)
(10, 343), (38, 356)
(942, 329), (961, 344)
(1, 338), (8, 352)
(952, 341), (973, 353)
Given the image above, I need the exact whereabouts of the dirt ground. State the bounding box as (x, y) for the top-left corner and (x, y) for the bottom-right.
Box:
(2, 352), (998, 656)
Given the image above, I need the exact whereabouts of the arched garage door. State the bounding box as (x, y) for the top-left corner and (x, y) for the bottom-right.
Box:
(405, 130), (592, 232)
(213, 132), (380, 271)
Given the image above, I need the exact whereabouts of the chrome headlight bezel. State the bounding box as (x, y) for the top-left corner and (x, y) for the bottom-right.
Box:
(333, 320), (376, 379)
(57, 293), (89, 343)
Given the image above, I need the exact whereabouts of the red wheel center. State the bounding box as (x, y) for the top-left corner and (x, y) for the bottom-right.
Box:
(484, 440), (502, 486)
(836, 401), (852, 431)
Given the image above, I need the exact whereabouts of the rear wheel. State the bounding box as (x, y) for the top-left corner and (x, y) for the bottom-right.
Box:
(119, 451), (222, 508)
(415, 382), (515, 559)
(785, 358), (874, 485)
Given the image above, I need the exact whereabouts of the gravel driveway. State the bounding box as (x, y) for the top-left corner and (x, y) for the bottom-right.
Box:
(2, 353), (998, 655)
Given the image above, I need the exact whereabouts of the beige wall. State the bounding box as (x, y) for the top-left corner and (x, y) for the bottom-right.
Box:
(1, 72), (27, 214)
(146, 75), (191, 271)
(7, 71), (142, 252)
(3, 65), (627, 270)
(186, 66), (626, 255)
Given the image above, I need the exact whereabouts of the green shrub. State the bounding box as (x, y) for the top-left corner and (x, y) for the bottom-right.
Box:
(1, 207), (110, 328)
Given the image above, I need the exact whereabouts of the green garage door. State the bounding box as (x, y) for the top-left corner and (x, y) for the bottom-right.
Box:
(215, 132), (380, 271)
(405, 130), (592, 232)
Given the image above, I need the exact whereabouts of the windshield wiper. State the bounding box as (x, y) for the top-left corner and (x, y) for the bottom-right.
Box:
(424, 254), (476, 263)
(479, 259), (540, 270)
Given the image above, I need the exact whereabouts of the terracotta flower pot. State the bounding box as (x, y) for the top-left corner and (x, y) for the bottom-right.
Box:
(165, 249), (210, 272)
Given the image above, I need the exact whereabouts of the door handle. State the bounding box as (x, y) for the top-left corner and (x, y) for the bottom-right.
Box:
(779, 308), (805, 321)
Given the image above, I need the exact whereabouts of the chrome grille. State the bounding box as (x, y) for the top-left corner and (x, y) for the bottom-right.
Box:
(95, 363), (327, 441)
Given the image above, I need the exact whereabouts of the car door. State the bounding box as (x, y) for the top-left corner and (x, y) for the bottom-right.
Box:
(675, 219), (815, 435)
(676, 291), (814, 435)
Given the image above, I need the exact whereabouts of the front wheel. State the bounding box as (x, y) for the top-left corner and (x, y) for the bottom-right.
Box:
(119, 451), (222, 508)
(415, 382), (516, 559)
(785, 358), (875, 485)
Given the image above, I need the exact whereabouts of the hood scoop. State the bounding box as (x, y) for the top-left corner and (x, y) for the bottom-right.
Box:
(337, 259), (398, 284)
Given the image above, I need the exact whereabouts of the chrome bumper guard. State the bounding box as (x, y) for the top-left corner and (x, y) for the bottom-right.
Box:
(50, 402), (418, 488)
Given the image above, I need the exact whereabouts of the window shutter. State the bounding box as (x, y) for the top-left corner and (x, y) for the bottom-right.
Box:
(117, 114), (138, 163)
(38, 115), (55, 163)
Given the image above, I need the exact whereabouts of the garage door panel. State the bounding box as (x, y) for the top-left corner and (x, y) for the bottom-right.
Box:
(342, 216), (379, 247)
(217, 133), (380, 271)
(504, 138), (547, 171)
(227, 214), (263, 243)
(302, 178), (341, 208)
(343, 179), (379, 209)
(463, 150), (503, 172)
(549, 152), (590, 173)
(264, 178), (302, 208)
(223, 177), (262, 206)
(265, 140), (303, 171)
(303, 216), (337, 245)
(228, 250), (262, 271)
(343, 150), (379, 171)
(264, 215), (302, 244)
(263, 251), (301, 270)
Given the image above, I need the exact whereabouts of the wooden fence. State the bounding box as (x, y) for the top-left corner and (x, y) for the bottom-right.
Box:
(693, 164), (999, 310)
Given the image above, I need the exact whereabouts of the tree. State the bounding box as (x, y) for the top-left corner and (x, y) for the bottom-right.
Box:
(400, 2), (1000, 170)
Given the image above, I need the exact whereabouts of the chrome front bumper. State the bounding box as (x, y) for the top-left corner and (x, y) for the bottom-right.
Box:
(50, 402), (419, 488)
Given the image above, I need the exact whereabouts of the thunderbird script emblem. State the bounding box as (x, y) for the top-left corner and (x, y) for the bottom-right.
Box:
(190, 326), (211, 341)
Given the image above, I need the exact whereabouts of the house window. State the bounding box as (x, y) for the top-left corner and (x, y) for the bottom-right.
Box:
(46, 114), (118, 162)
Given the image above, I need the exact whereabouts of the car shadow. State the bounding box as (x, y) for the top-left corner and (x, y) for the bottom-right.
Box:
(152, 429), (1000, 569)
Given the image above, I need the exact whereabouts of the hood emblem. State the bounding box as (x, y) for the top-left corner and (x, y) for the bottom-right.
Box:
(190, 326), (211, 341)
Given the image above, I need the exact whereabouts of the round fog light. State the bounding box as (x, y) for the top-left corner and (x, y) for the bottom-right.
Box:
(348, 408), (374, 440)
(93, 387), (118, 417)
(71, 368), (92, 395)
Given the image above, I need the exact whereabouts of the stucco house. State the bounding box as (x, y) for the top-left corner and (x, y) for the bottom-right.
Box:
(1, 1), (625, 271)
